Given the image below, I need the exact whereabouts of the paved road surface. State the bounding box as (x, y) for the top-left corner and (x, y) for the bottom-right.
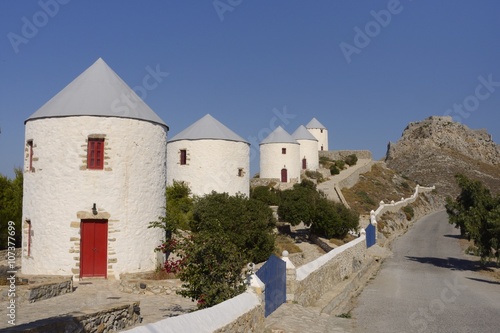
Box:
(350, 211), (500, 333)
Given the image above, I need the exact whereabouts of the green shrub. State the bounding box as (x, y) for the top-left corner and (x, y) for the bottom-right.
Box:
(335, 160), (345, 169)
(177, 231), (247, 309)
(319, 156), (333, 163)
(402, 205), (415, 221)
(356, 191), (376, 206)
(330, 165), (340, 175)
(344, 154), (358, 166)
(311, 198), (359, 239)
(191, 192), (276, 263)
(250, 186), (280, 206)
(305, 170), (324, 183)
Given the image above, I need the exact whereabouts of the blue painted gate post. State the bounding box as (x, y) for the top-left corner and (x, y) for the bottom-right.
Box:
(256, 254), (287, 317)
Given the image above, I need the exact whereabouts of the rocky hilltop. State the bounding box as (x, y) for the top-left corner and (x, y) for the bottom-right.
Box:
(385, 116), (500, 199)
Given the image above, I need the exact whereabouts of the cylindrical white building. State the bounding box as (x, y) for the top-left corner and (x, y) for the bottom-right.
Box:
(306, 118), (328, 151)
(260, 126), (300, 183)
(292, 125), (319, 171)
(167, 114), (250, 197)
(22, 58), (168, 280)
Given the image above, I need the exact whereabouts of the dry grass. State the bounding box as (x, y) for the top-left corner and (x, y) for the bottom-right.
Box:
(274, 234), (302, 256)
(343, 164), (417, 214)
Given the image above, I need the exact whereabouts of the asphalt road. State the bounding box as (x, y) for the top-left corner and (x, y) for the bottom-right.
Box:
(350, 210), (500, 333)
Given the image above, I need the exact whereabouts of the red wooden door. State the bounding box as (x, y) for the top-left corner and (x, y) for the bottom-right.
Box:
(302, 158), (307, 170)
(281, 168), (288, 183)
(80, 219), (108, 278)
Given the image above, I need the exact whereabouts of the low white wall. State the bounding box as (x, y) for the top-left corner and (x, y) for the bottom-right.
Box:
(372, 185), (436, 220)
(292, 235), (366, 306)
(124, 291), (264, 333)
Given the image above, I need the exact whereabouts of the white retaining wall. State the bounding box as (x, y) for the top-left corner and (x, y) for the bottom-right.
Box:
(371, 185), (436, 222)
(124, 291), (264, 333)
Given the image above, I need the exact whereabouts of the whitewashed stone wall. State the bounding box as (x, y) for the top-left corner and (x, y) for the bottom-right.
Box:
(297, 139), (319, 171)
(260, 142), (300, 182)
(372, 185), (436, 219)
(167, 139), (250, 197)
(22, 116), (167, 279)
(292, 236), (366, 306)
(307, 128), (328, 151)
(319, 150), (372, 160)
(124, 291), (264, 333)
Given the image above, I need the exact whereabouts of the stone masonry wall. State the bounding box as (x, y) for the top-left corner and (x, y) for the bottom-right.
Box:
(293, 236), (366, 306)
(336, 161), (375, 190)
(319, 150), (373, 161)
(9, 301), (140, 333)
(213, 303), (265, 333)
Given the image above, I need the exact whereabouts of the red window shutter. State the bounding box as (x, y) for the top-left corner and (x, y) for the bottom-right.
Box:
(88, 138), (104, 170)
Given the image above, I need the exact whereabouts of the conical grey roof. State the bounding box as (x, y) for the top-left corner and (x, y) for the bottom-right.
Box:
(169, 114), (248, 143)
(26, 58), (168, 127)
(306, 117), (326, 129)
(292, 125), (318, 141)
(260, 126), (298, 145)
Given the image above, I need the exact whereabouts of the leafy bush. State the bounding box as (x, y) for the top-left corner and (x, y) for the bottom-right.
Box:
(330, 165), (340, 175)
(311, 198), (359, 239)
(335, 160), (345, 169)
(278, 181), (321, 226)
(319, 156), (333, 164)
(356, 190), (376, 207)
(278, 180), (359, 239)
(177, 231), (247, 309)
(446, 174), (500, 264)
(250, 186), (280, 206)
(344, 154), (358, 166)
(305, 170), (324, 183)
(402, 205), (415, 221)
(190, 192), (276, 264)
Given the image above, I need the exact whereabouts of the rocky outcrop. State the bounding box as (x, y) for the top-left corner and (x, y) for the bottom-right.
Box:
(386, 116), (500, 198)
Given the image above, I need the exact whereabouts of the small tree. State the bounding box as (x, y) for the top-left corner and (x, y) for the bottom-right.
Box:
(177, 231), (247, 309)
(250, 186), (280, 206)
(446, 175), (500, 264)
(278, 180), (321, 226)
(190, 192), (275, 263)
(311, 198), (359, 239)
(0, 169), (23, 249)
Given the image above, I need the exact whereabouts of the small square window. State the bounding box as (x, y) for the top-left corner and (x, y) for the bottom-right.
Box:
(282, 148), (286, 154)
(238, 168), (244, 177)
(180, 149), (187, 165)
(87, 138), (104, 170)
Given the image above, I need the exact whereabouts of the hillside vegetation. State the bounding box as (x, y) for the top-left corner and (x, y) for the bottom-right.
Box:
(342, 163), (418, 214)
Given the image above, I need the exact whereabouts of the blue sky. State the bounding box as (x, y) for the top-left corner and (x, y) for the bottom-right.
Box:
(1, 0), (499, 179)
